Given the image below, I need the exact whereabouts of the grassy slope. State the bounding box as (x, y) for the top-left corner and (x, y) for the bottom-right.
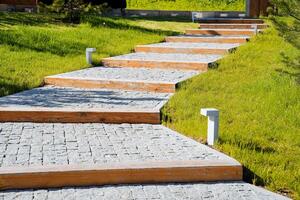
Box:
(0, 12), (197, 97)
(127, 0), (245, 11)
(162, 20), (300, 199)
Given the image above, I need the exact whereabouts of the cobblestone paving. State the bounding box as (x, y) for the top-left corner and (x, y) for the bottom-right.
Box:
(168, 35), (250, 39)
(105, 52), (222, 63)
(0, 182), (289, 200)
(47, 67), (200, 84)
(0, 123), (235, 167)
(0, 86), (171, 111)
(139, 42), (240, 49)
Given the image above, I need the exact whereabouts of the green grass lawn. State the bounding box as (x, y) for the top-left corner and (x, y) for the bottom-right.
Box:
(127, 0), (245, 11)
(0, 12), (197, 97)
(162, 19), (300, 199)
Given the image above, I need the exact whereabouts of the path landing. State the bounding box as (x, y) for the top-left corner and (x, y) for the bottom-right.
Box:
(0, 18), (289, 199)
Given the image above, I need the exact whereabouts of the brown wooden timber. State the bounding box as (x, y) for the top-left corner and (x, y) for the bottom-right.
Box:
(186, 29), (255, 36)
(102, 59), (209, 71)
(0, 160), (243, 190)
(135, 46), (229, 55)
(44, 77), (176, 93)
(0, 110), (161, 124)
(199, 24), (268, 29)
(165, 36), (248, 44)
(197, 19), (264, 24)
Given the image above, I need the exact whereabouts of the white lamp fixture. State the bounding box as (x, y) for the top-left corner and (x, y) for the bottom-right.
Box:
(200, 108), (219, 146)
(86, 48), (96, 65)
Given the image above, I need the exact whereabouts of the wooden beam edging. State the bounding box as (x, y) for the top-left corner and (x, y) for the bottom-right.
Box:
(102, 59), (209, 72)
(44, 77), (176, 93)
(0, 160), (242, 190)
(0, 110), (161, 124)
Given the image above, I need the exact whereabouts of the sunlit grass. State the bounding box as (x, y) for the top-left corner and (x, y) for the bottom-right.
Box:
(127, 0), (245, 11)
(0, 12), (197, 96)
(162, 20), (300, 199)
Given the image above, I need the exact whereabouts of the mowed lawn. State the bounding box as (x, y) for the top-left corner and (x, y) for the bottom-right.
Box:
(0, 12), (197, 97)
(162, 20), (300, 199)
(127, 0), (245, 11)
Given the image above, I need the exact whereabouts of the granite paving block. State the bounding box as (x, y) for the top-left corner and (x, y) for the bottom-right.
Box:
(0, 182), (289, 200)
(137, 42), (240, 50)
(104, 52), (222, 63)
(0, 123), (237, 167)
(0, 86), (170, 113)
(165, 35), (250, 44)
(46, 67), (200, 84)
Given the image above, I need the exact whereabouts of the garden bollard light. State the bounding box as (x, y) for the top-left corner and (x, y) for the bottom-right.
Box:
(86, 48), (96, 65)
(200, 108), (219, 146)
(252, 24), (258, 35)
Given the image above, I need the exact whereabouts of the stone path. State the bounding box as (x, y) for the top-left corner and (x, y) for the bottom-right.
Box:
(0, 18), (289, 199)
(46, 67), (199, 85)
(0, 182), (288, 200)
(0, 86), (170, 112)
(165, 35), (250, 44)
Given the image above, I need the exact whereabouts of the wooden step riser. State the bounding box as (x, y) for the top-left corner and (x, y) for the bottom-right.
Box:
(103, 60), (209, 71)
(199, 24), (268, 29)
(165, 37), (248, 44)
(135, 46), (229, 55)
(0, 111), (160, 124)
(44, 77), (175, 93)
(197, 19), (264, 24)
(186, 30), (255, 36)
(0, 161), (242, 190)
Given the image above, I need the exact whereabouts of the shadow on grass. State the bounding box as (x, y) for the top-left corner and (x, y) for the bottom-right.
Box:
(272, 18), (300, 84)
(243, 167), (265, 186)
(0, 30), (87, 56)
(0, 81), (31, 98)
(82, 15), (179, 36)
(0, 12), (64, 27)
(276, 53), (300, 84)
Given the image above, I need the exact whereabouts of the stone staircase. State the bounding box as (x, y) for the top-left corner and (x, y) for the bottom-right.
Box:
(0, 19), (288, 199)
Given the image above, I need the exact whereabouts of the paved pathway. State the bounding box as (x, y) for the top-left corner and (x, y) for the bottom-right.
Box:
(0, 19), (289, 199)
(0, 182), (288, 200)
(0, 123), (237, 167)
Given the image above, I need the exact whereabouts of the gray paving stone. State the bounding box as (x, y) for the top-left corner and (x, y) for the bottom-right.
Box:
(105, 52), (223, 63)
(169, 35), (250, 39)
(0, 123), (236, 167)
(47, 66), (200, 84)
(0, 86), (171, 112)
(0, 182), (289, 200)
(140, 42), (241, 49)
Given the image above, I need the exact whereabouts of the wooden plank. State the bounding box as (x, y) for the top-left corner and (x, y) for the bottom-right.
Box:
(0, 110), (161, 124)
(0, 160), (243, 190)
(186, 29), (255, 36)
(197, 19), (264, 24)
(44, 77), (176, 93)
(165, 36), (248, 44)
(199, 24), (268, 29)
(135, 46), (228, 55)
(102, 59), (209, 71)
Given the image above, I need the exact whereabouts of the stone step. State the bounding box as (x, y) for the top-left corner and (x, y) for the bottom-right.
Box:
(102, 52), (222, 71)
(0, 123), (242, 190)
(0, 182), (289, 199)
(197, 18), (265, 24)
(186, 29), (257, 36)
(44, 67), (199, 93)
(165, 35), (249, 44)
(199, 23), (268, 29)
(0, 86), (171, 124)
(135, 42), (240, 55)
